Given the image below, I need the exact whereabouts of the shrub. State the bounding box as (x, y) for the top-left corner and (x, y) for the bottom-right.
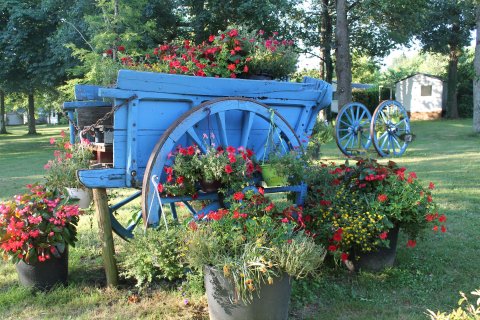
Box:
(119, 226), (187, 287)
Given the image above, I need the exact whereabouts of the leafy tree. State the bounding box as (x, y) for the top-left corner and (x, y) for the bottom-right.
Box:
(417, 0), (476, 118)
(0, 0), (74, 134)
(351, 52), (381, 84)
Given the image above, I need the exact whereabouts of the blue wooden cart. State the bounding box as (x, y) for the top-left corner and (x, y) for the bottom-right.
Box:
(64, 70), (332, 239)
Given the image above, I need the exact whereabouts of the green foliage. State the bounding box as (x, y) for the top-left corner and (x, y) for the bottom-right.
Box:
(307, 119), (334, 160)
(351, 52), (381, 84)
(427, 289), (480, 320)
(44, 132), (93, 191)
(351, 87), (380, 115)
(119, 226), (188, 288)
(457, 49), (475, 118)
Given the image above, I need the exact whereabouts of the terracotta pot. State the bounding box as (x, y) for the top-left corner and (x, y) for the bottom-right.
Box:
(204, 265), (291, 320)
(16, 248), (68, 291)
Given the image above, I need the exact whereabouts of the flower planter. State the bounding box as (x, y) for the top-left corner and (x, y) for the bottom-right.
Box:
(260, 164), (287, 187)
(204, 265), (291, 320)
(351, 226), (400, 272)
(66, 187), (92, 208)
(16, 248), (68, 291)
(199, 179), (223, 193)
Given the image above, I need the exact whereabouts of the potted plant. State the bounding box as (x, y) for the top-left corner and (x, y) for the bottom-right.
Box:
(260, 149), (307, 187)
(304, 159), (447, 272)
(185, 189), (326, 320)
(44, 131), (94, 208)
(0, 184), (82, 290)
(158, 141), (261, 197)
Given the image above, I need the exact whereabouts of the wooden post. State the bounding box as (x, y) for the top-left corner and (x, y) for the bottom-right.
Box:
(92, 188), (118, 287)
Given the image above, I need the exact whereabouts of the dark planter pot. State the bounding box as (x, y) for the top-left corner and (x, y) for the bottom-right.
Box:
(16, 248), (68, 290)
(351, 226), (400, 272)
(200, 179), (222, 193)
(245, 74), (274, 80)
(204, 265), (291, 320)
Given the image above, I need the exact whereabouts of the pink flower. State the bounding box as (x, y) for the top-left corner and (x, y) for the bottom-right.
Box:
(50, 138), (55, 145)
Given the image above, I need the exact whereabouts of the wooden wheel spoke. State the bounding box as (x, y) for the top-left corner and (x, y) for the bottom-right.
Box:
(186, 127), (207, 153)
(339, 131), (353, 142)
(215, 111), (228, 147)
(240, 111), (255, 148)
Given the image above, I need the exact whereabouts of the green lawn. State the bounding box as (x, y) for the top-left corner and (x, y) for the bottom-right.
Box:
(0, 120), (479, 319)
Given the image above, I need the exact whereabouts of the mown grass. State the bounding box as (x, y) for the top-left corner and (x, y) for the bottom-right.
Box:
(0, 120), (479, 319)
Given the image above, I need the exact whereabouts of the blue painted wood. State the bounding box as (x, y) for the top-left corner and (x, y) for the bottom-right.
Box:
(335, 102), (372, 157)
(75, 85), (103, 101)
(77, 168), (126, 188)
(63, 101), (111, 110)
(67, 111), (75, 144)
(66, 71), (332, 237)
(370, 100), (411, 157)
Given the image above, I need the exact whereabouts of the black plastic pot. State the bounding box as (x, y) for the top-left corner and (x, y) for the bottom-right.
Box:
(15, 248), (68, 291)
(204, 265), (291, 320)
(351, 226), (400, 272)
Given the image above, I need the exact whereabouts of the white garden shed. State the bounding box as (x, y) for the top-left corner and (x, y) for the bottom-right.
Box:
(395, 73), (445, 120)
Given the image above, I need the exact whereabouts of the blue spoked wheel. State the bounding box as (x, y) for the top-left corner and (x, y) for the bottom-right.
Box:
(139, 97), (302, 231)
(335, 102), (372, 157)
(370, 100), (411, 157)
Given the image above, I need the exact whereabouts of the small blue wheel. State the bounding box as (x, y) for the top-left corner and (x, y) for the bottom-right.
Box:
(370, 100), (411, 157)
(335, 102), (372, 157)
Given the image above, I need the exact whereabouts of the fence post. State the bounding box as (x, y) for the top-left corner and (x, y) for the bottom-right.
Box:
(92, 188), (118, 287)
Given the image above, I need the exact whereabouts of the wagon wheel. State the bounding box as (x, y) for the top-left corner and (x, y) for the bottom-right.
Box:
(370, 100), (412, 157)
(138, 97), (302, 230)
(335, 102), (372, 157)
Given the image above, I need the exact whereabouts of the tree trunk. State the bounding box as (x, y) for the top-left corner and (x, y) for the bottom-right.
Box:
(322, 0), (333, 84)
(474, 4), (480, 133)
(27, 93), (37, 135)
(192, 0), (207, 44)
(335, 0), (352, 111)
(0, 90), (7, 134)
(446, 45), (460, 119)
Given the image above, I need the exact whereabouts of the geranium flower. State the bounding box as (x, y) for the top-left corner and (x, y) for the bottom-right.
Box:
(379, 232), (388, 240)
(377, 194), (388, 202)
(441, 225), (447, 233)
(225, 165), (233, 174)
(341, 252), (349, 262)
(439, 214), (446, 223)
(233, 192), (244, 201)
(208, 35), (215, 42)
(429, 182), (435, 189)
(328, 245), (337, 252)
(406, 240), (416, 248)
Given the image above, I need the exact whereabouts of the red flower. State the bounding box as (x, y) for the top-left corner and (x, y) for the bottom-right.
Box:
(225, 165), (233, 174)
(233, 192), (244, 201)
(406, 240), (416, 248)
(164, 166), (173, 175)
(64, 142), (72, 150)
(50, 137), (55, 145)
(227, 64), (236, 71)
(377, 194), (388, 202)
(188, 221), (198, 231)
(281, 217), (289, 223)
(408, 172), (417, 179)
(105, 49), (113, 55)
(425, 214), (435, 222)
(438, 214), (446, 223)
(429, 182), (435, 190)
(341, 252), (349, 262)
(243, 65), (249, 73)
(246, 149), (254, 158)
(441, 225), (447, 233)
(208, 35), (215, 42)
(265, 203), (274, 212)
(258, 187), (264, 195)
(328, 245), (337, 252)
(157, 183), (164, 193)
(319, 200), (331, 206)
(117, 45), (125, 52)
(427, 195), (432, 203)
(65, 153), (72, 159)
(228, 29), (238, 37)
(187, 145), (195, 155)
(192, 193), (198, 200)
(226, 146), (236, 154)
(332, 232), (342, 242)
(379, 232), (388, 240)
(167, 175), (173, 183)
(433, 225), (438, 232)
(176, 176), (184, 184)
(228, 155), (236, 163)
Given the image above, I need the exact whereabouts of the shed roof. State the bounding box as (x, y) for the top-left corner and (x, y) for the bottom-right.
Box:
(396, 73), (444, 84)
